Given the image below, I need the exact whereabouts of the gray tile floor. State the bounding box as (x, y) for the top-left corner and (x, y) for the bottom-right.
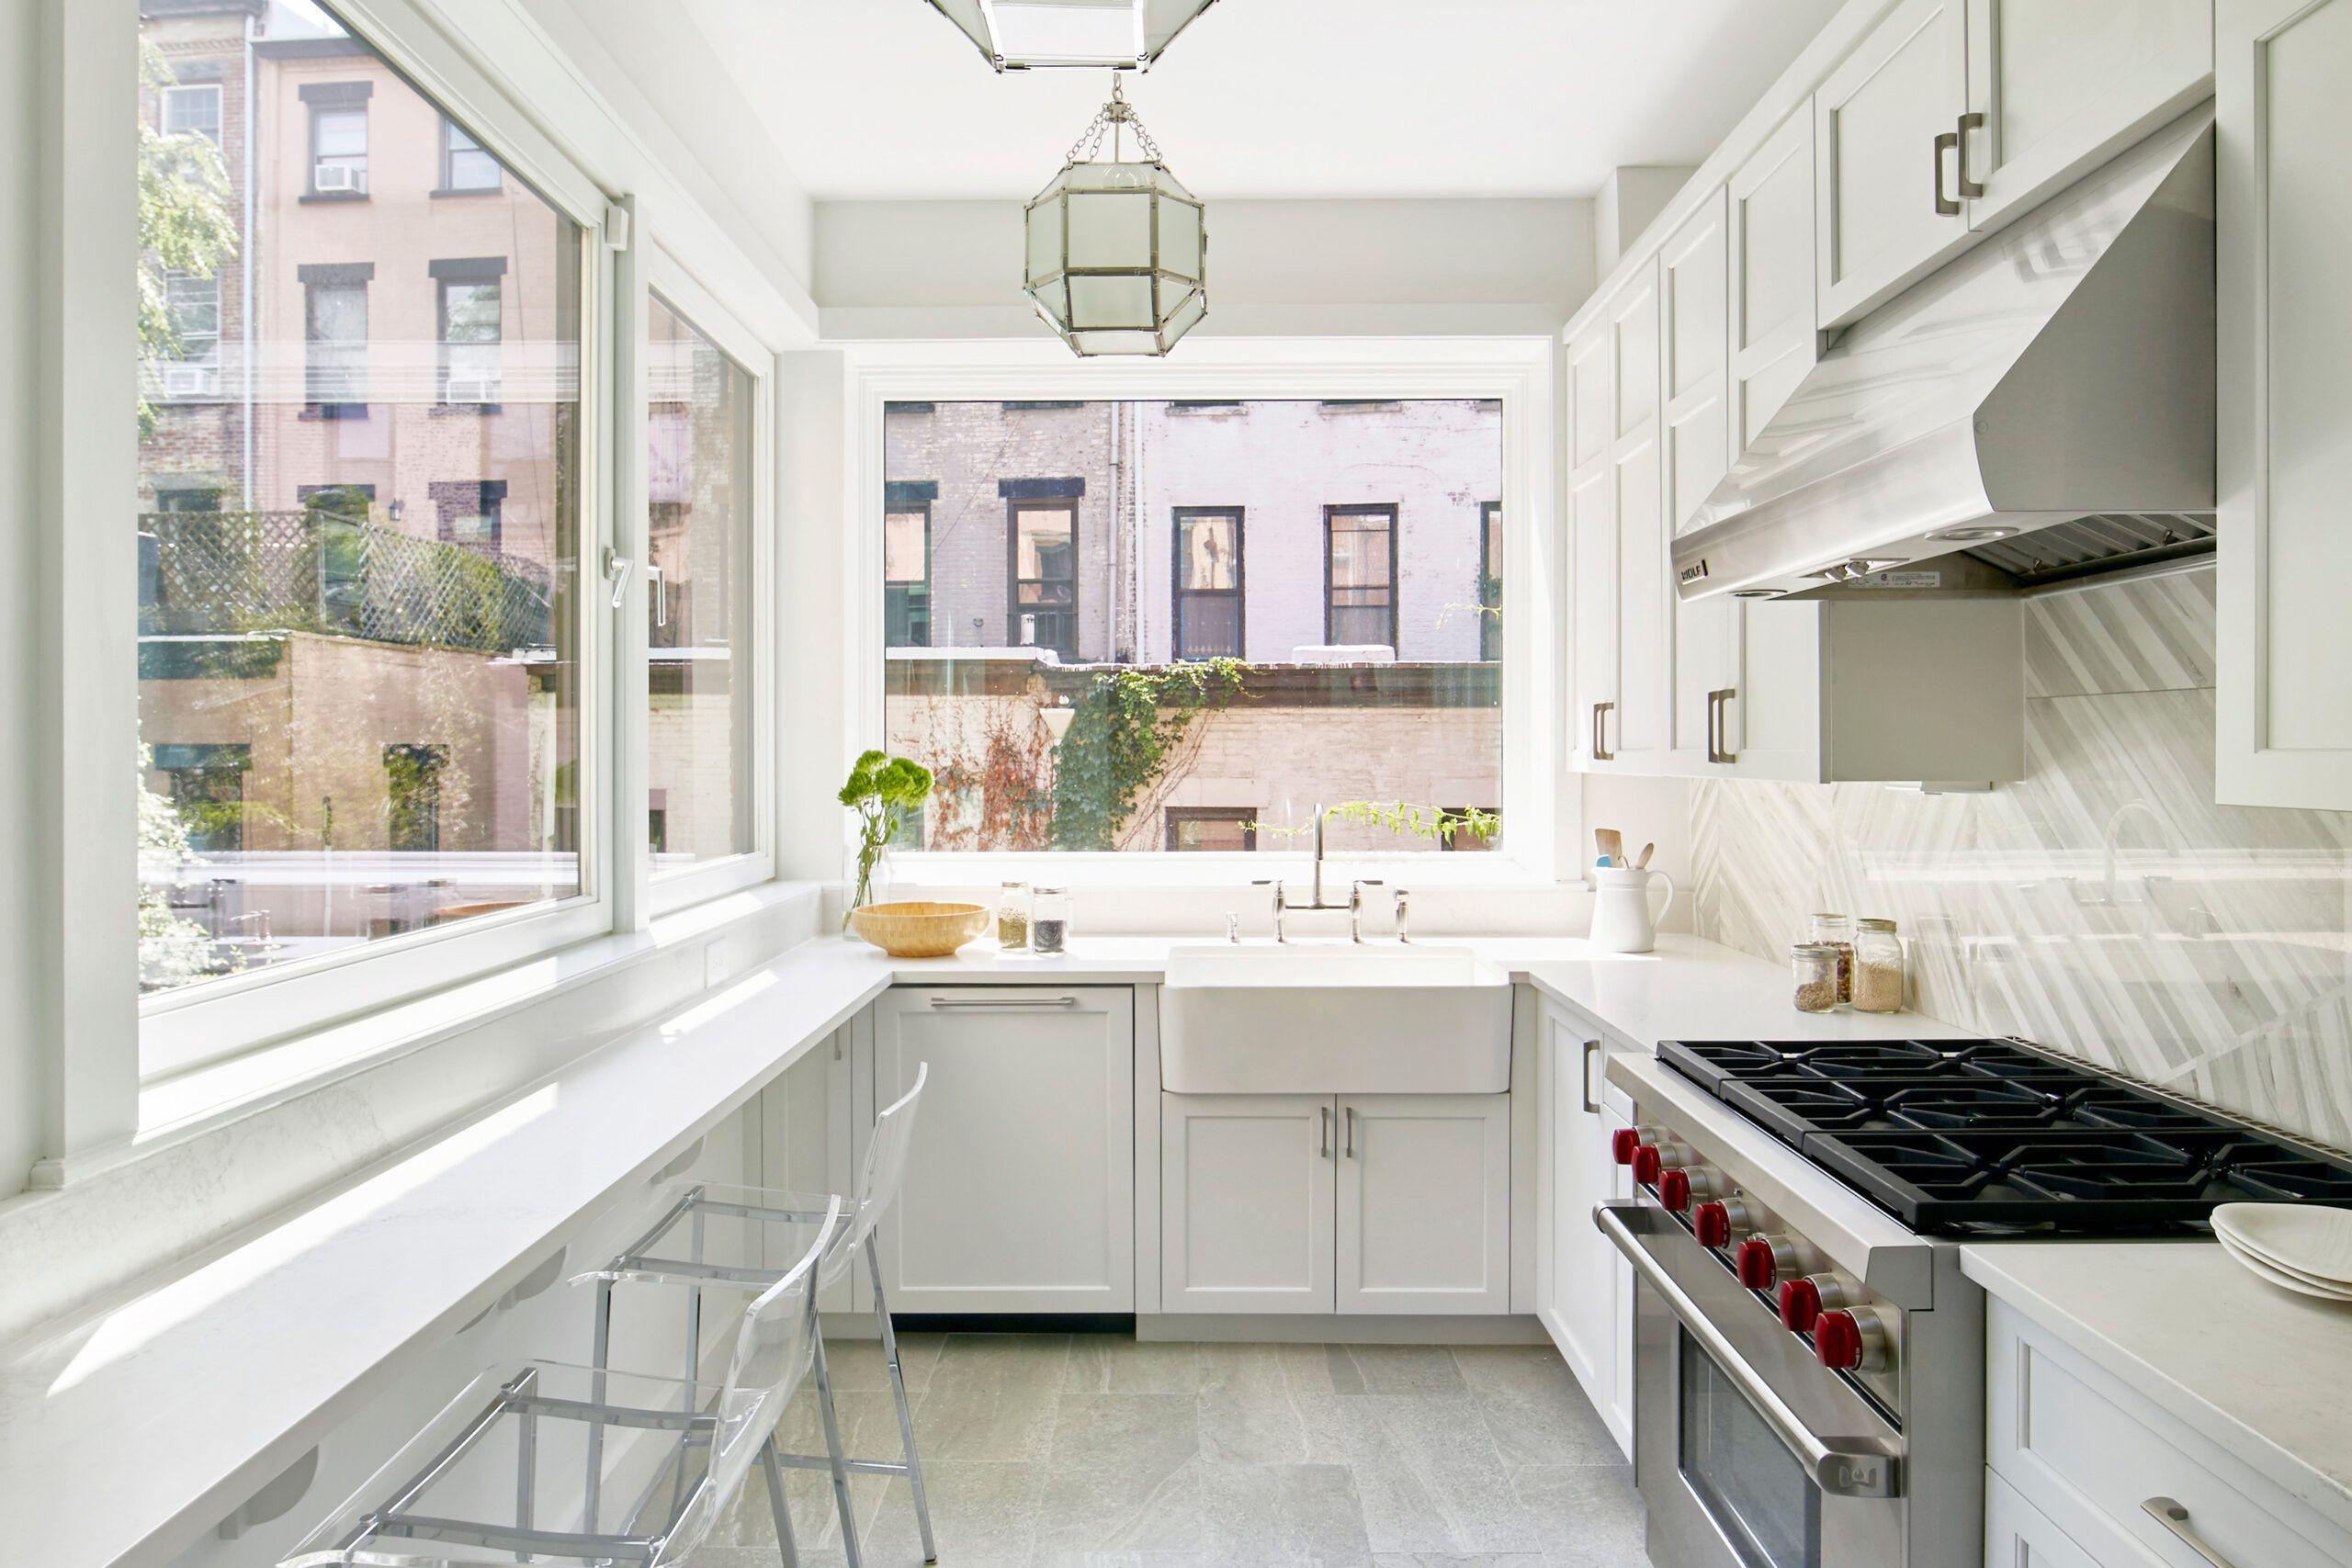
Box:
(711, 1333), (1649, 1568)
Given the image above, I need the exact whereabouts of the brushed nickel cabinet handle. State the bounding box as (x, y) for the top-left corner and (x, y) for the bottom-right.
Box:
(1704, 690), (1722, 764)
(1344, 1105), (1356, 1158)
(1955, 112), (1985, 199)
(1319, 1104), (1331, 1159)
(1581, 1039), (1604, 1115)
(1710, 688), (1738, 764)
(2142, 1498), (2237, 1568)
(929, 995), (1080, 1010)
(1595, 701), (1616, 761)
(1932, 130), (1960, 216)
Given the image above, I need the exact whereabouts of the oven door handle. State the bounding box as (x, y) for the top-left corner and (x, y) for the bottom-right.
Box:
(1596, 1201), (1903, 1499)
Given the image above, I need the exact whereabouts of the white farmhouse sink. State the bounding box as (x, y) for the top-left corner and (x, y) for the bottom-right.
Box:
(1159, 944), (1513, 1095)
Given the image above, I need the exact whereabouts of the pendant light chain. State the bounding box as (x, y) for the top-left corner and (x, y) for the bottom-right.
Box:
(1064, 74), (1163, 166)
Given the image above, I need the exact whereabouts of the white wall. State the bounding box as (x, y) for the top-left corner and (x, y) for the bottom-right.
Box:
(1593, 164), (1696, 275)
(0, 0), (41, 1198)
(815, 197), (1596, 340)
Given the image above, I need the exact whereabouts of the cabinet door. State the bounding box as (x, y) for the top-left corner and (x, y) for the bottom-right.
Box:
(869, 987), (1135, 1313)
(1962, 0), (2212, 233)
(1607, 261), (1668, 768)
(1814, 0), (1971, 325)
(1567, 329), (1619, 768)
(1161, 1093), (1335, 1314)
(1985, 1471), (2104, 1568)
(1338, 1093), (1510, 1314)
(1660, 194), (1735, 772)
(1730, 107), (1821, 458)
(1722, 597), (1824, 782)
(1600, 1089), (1635, 1452)
(2217, 0), (2352, 809)
(1536, 1013), (1616, 1417)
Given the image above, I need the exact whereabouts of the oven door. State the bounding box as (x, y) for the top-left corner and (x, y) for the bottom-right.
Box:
(1598, 1202), (1906, 1568)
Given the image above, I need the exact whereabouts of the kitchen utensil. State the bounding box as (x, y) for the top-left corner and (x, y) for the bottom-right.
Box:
(1589, 864), (1675, 953)
(2216, 1228), (2352, 1301)
(1634, 841), (1655, 869)
(848, 900), (990, 957)
(2213, 1202), (2352, 1284)
(1595, 828), (1623, 864)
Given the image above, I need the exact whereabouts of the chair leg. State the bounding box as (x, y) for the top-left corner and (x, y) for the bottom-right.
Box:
(761, 1435), (798, 1568)
(869, 1232), (937, 1563)
(586, 1278), (613, 1529)
(810, 1324), (865, 1568)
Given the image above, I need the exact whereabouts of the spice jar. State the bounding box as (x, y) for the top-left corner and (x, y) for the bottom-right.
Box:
(1030, 886), (1071, 954)
(1804, 913), (1855, 1004)
(1851, 919), (1905, 1013)
(996, 880), (1031, 950)
(1791, 942), (1841, 1013)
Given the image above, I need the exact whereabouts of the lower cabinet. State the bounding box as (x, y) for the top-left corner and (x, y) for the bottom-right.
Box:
(1161, 1091), (1511, 1314)
(1985, 1470), (2104, 1568)
(1535, 1003), (1635, 1453)
(865, 986), (1136, 1314)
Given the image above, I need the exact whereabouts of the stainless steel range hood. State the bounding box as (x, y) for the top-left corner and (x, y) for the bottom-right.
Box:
(1673, 107), (2214, 602)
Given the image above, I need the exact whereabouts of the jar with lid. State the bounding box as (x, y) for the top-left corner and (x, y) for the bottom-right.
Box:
(996, 880), (1031, 950)
(1791, 943), (1841, 1013)
(1030, 887), (1071, 954)
(1804, 913), (1855, 1003)
(1851, 918), (1905, 1013)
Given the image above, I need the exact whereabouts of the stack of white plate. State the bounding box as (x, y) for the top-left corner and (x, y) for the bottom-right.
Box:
(2211, 1203), (2352, 1302)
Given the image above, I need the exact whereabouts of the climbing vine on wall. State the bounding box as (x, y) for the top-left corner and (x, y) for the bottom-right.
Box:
(1049, 659), (1248, 850)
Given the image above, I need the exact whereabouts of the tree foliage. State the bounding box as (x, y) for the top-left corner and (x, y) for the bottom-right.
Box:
(136, 41), (239, 438)
(1049, 660), (1247, 851)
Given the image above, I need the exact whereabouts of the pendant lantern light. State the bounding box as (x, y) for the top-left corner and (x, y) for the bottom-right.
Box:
(922, 0), (1225, 72)
(1023, 78), (1207, 357)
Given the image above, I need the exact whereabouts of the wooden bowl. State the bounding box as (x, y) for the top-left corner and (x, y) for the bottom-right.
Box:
(849, 900), (991, 957)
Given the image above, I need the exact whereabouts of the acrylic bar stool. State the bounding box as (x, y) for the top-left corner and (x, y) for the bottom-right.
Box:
(280, 1193), (841, 1568)
(589, 1064), (935, 1568)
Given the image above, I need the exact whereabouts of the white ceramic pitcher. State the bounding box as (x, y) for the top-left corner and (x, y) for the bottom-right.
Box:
(1589, 864), (1675, 953)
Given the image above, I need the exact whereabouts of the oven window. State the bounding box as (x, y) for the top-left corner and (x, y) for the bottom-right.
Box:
(1679, 1333), (1821, 1568)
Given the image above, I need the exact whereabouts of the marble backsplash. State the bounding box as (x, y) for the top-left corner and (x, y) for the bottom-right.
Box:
(1691, 569), (2352, 1153)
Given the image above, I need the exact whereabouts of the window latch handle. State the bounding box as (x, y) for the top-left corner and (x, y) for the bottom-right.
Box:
(644, 562), (667, 628)
(603, 548), (634, 610)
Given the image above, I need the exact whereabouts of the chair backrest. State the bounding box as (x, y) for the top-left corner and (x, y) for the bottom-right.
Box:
(660, 1191), (840, 1564)
(825, 1061), (927, 1283)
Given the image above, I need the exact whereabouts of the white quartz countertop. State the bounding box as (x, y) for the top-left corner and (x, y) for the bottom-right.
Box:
(1963, 1239), (2352, 1538)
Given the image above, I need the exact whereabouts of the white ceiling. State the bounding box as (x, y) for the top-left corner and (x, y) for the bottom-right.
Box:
(681, 0), (1847, 201)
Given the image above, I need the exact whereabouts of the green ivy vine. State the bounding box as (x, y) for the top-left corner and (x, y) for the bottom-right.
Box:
(1049, 659), (1247, 850)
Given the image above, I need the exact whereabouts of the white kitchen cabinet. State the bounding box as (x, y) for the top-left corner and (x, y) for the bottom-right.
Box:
(1608, 261), (1668, 770)
(2217, 0), (2352, 810)
(1336, 1094), (1511, 1314)
(1729, 106), (1820, 458)
(1661, 193), (1735, 771)
(1534, 1006), (1634, 1454)
(1961, 0), (2212, 233)
(1814, 0), (1972, 325)
(867, 986), (1135, 1314)
(1985, 1471), (2104, 1568)
(1566, 329), (1617, 767)
(1159, 1092), (1335, 1314)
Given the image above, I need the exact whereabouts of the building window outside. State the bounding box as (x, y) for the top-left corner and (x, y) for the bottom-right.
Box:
(383, 743), (447, 854)
(1009, 499), (1078, 659)
(155, 742), (250, 854)
(137, 4), (586, 1005)
(440, 118), (501, 193)
(1326, 504), (1397, 649)
(1164, 807), (1257, 852)
(164, 270), (220, 363)
(162, 82), (221, 142)
(885, 502), (932, 648)
(1479, 500), (1502, 662)
(645, 291), (757, 871)
(1172, 508), (1243, 660)
(433, 261), (503, 405)
(301, 270), (368, 417)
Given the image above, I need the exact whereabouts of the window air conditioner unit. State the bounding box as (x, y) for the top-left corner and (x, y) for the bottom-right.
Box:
(313, 164), (366, 194)
(443, 375), (497, 404)
(161, 362), (218, 398)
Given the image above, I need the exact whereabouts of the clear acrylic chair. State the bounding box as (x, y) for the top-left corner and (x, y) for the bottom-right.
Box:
(280, 1193), (840, 1567)
(587, 1064), (934, 1568)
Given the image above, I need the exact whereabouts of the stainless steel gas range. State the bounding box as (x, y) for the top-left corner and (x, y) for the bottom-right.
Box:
(1600, 1036), (2352, 1568)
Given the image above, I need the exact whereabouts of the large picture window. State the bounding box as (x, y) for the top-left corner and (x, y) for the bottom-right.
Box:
(136, 1), (584, 1000)
(881, 400), (1502, 855)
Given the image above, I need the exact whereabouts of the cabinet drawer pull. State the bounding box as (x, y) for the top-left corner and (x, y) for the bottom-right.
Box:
(1932, 130), (1961, 216)
(1344, 1105), (1356, 1158)
(1581, 1039), (1604, 1115)
(1319, 1104), (1331, 1159)
(1594, 701), (1616, 761)
(1708, 688), (1737, 764)
(1954, 112), (1984, 199)
(928, 995), (1080, 1010)
(2142, 1498), (2237, 1568)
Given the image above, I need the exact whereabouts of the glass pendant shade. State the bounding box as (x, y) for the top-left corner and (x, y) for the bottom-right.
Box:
(924, 0), (1224, 71)
(1024, 158), (1206, 355)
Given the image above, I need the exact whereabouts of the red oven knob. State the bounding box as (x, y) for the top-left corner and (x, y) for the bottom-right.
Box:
(1632, 1145), (1664, 1185)
(1735, 1236), (1788, 1290)
(1610, 1128), (1641, 1165)
(1814, 1306), (1888, 1372)
(1658, 1168), (1691, 1211)
(1778, 1277), (1824, 1333)
(1692, 1201), (1732, 1248)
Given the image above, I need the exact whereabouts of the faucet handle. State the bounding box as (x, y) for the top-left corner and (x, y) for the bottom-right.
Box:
(1349, 878), (1385, 906)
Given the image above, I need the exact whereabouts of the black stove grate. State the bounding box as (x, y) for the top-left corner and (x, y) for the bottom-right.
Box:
(1659, 1038), (2352, 1236)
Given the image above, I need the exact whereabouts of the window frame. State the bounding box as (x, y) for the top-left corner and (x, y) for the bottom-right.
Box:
(1163, 806), (1258, 852)
(437, 115), (503, 195)
(160, 82), (222, 142)
(1170, 505), (1245, 660)
(306, 99), (370, 197)
(1006, 496), (1080, 659)
(635, 247), (777, 918)
(1479, 499), (1503, 662)
(1322, 502), (1399, 650)
(838, 337), (1562, 891)
(433, 262), (504, 408)
(883, 498), (933, 649)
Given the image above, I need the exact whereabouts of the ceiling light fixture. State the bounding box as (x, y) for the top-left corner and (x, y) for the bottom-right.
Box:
(1023, 77), (1206, 357)
(922, 0), (1225, 72)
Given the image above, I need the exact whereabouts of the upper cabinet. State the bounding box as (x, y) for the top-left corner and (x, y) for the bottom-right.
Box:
(1814, 0), (1973, 326)
(2217, 0), (2352, 809)
(1728, 109), (1820, 457)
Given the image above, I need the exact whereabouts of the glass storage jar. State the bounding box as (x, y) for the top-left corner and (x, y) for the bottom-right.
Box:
(1852, 918), (1905, 1013)
(1792, 943), (1841, 1013)
(996, 880), (1031, 950)
(1030, 886), (1071, 954)
(1804, 913), (1855, 1003)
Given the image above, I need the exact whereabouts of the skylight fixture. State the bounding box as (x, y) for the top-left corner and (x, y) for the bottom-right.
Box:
(1023, 78), (1206, 357)
(922, 0), (1224, 72)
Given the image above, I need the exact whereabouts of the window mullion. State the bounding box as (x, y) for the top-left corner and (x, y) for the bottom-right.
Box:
(609, 197), (654, 933)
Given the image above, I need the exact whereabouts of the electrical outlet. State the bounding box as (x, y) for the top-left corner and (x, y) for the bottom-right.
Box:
(704, 939), (729, 989)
